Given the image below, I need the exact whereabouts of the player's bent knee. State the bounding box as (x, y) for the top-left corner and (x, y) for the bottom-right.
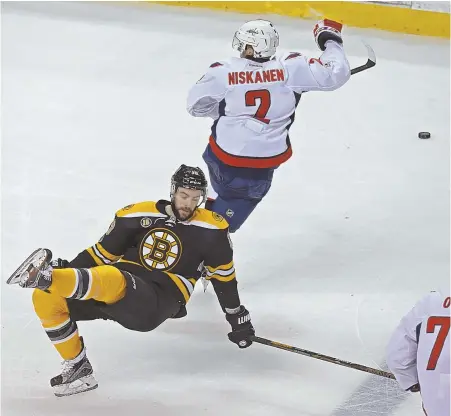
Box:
(228, 222), (241, 233)
(32, 288), (48, 313)
(32, 288), (68, 319)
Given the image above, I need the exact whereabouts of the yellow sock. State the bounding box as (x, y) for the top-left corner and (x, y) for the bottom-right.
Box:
(32, 289), (82, 360)
(50, 266), (126, 303)
(33, 266), (126, 360)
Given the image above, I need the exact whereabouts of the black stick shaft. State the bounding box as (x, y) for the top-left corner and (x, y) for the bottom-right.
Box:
(251, 336), (395, 380)
(351, 59), (376, 75)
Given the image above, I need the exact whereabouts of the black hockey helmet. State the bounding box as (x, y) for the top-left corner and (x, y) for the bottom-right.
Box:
(170, 164), (208, 206)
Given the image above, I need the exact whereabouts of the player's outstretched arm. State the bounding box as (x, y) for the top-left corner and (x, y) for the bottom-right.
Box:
(204, 226), (255, 348)
(285, 19), (351, 93)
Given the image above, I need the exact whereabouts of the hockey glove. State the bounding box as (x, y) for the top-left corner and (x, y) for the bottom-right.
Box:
(50, 258), (70, 269)
(313, 19), (343, 51)
(225, 305), (255, 349)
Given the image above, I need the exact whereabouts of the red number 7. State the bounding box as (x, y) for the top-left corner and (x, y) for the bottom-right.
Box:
(245, 90), (271, 124)
(426, 316), (450, 370)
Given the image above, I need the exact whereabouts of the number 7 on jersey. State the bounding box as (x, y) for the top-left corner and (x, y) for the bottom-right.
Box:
(245, 90), (271, 124)
(426, 316), (450, 370)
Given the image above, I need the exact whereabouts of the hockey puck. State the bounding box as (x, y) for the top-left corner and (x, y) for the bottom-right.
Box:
(418, 132), (431, 139)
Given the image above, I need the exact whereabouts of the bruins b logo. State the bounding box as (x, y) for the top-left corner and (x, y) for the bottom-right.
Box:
(140, 228), (182, 271)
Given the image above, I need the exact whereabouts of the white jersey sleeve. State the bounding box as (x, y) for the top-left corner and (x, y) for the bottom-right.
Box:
(386, 291), (450, 416)
(187, 63), (227, 119)
(283, 41), (351, 93)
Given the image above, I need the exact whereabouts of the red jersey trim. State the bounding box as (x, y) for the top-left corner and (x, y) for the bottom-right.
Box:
(209, 136), (292, 168)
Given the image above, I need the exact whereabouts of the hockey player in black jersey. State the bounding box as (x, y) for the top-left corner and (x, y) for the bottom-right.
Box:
(7, 164), (255, 397)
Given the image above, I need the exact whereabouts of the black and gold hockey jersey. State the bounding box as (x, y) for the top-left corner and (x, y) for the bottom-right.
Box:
(69, 200), (239, 309)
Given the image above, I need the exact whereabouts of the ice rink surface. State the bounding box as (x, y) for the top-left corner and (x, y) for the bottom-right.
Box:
(1, 2), (449, 415)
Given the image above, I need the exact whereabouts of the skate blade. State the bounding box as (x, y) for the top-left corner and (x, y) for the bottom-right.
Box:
(7, 248), (43, 285)
(53, 374), (98, 397)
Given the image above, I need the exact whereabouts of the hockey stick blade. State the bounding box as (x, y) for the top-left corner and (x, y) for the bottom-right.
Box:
(351, 42), (376, 76)
(251, 336), (395, 380)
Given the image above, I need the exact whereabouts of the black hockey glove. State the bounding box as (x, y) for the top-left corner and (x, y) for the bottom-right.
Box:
(50, 258), (70, 269)
(225, 305), (255, 349)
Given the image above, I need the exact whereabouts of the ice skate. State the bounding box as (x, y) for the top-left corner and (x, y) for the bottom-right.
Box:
(7, 248), (53, 289)
(50, 341), (98, 397)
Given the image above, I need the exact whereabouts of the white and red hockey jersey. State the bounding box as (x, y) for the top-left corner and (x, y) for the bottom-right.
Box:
(386, 291), (450, 416)
(187, 41), (350, 169)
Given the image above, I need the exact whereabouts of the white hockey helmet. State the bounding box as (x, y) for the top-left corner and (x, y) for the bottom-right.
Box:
(232, 19), (279, 59)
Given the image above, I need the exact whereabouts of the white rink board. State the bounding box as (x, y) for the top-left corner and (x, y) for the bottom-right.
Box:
(368, 1), (450, 13)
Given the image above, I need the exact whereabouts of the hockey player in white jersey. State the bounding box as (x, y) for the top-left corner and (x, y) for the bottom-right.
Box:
(187, 19), (351, 232)
(386, 291), (450, 416)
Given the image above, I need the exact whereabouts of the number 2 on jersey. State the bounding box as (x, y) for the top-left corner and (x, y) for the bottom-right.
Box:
(426, 316), (450, 370)
(245, 90), (271, 124)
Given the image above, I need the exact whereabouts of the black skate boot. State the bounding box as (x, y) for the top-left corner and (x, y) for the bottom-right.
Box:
(50, 339), (98, 397)
(7, 248), (53, 289)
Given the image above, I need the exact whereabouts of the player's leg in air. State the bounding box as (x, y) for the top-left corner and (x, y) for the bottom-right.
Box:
(203, 145), (274, 233)
(7, 248), (183, 396)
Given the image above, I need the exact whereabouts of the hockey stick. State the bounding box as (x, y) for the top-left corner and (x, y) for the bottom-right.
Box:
(251, 336), (396, 380)
(351, 42), (376, 75)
